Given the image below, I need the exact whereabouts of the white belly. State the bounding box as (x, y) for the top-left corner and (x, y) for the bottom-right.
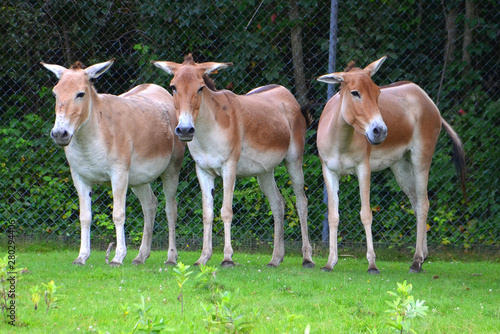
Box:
(369, 145), (408, 172)
(189, 140), (286, 178)
(65, 146), (169, 186)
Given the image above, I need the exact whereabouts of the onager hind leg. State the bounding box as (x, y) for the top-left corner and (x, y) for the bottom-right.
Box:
(162, 165), (182, 266)
(391, 154), (431, 273)
(410, 158), (432, 273)
(257, 171), (286, 267)
(284, 159), (314, 268)
(321, 164), (341, 272)
(131, 184), (158, 265)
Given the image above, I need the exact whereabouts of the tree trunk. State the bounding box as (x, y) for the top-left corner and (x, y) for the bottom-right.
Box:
(444, 6), (458, 64)
(462, 0), (477, 64)
(437, 3), (459, 104)
(289, 0), (308, 107)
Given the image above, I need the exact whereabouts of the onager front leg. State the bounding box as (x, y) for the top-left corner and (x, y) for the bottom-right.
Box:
(220, 163), (237, 268)
(194, 166), (215, 266)
(109, 171), (129, 266)
(357, 163), (379, 274)
(72, 170), (93, 265)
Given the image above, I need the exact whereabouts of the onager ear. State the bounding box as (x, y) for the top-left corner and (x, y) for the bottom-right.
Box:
(364, 55), (388, 77)
(201, 62), (233, 75)
(151, 61), (180, 75)
(40, 62), (67, 79)
(316, 72), (345, 84)
(85, 59), (115, 79)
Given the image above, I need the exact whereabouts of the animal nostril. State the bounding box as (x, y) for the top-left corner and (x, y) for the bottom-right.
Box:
(175, 126), (195, 137)
(373, 127), (380, 135)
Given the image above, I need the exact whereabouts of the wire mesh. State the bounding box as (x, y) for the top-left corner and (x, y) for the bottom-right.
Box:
(1, 1), (498, 252)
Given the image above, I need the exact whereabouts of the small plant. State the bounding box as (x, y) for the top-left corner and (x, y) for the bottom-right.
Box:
(172, 262), (193, 316)
(120, 302), (130, 317)
(201, 289), (255, 333)
(370, 280), (428, 334)
(195, 264), (218, 297)
(42, 280), (63, 314)
(283, 311), (305, 334)
(30, 285), (41, 310)
(131, 295), (170, 334)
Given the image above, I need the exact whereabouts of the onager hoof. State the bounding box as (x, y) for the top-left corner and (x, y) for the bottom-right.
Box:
(131, 258), (145, 265)
(109, 261), (123, 267)
(221, 260), (235, 268)
(72, 258), (86, 266)
(321, 266), (333, 272)
(302, 260), (315, 269)
(367, 267), (380, 275)
(164, 260), (177, 266)
(409, 264), (423, 273)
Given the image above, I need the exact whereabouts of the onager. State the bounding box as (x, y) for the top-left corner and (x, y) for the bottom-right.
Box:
(316, 56), (466, 273)
(41, 59), (184, 266)
(152, 54), (314, 268)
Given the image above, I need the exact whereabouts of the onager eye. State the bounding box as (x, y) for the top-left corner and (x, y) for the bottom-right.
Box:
(351, 91), (361, 99)
(169, 85), (177, 94)
(197, 86), (204, 95)
(76, 92), (86, 99)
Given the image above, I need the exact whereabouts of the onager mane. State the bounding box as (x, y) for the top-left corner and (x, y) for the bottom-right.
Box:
(203, 75), (217, 91)
(344, 61), (357, 72)
(70, 61), (86, 69)
(183, 53), (196, 65)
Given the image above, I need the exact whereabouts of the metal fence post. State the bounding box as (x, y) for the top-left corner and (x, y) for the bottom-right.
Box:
(322, 0), (339, 245)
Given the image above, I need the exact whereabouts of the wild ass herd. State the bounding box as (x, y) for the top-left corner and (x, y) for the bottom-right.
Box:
(41, 54), (466, 273)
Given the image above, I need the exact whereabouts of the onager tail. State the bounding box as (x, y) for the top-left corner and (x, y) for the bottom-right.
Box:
(105, 242), (116, 264)
(441, 118), (468, 203)
(300, 104), (314, 128)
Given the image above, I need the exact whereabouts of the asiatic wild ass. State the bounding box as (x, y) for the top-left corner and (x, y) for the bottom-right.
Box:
(316, 56), (467, 273)
(152, 54), (314, 268)
(41, 59), (184, 266)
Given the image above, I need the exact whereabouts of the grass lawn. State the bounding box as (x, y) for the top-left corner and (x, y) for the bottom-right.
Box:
(1, 246), (499, 333)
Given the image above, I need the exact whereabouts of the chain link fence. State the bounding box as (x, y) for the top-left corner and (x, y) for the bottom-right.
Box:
(1, 1), (498, 253)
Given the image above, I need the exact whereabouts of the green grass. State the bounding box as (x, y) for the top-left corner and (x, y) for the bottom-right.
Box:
(2, 249), (499, 333)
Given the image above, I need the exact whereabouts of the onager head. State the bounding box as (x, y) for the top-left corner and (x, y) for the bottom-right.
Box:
(151, 54), (232, 142)
(41, 59), (115, 146)
(317, 56), (388, 145)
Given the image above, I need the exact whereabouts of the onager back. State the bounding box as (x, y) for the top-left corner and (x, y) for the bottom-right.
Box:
(41, 59), (185, 266)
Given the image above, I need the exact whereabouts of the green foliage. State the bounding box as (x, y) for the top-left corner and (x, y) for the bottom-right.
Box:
(41, 280), (63, 314)
(373, 280), (429, 334)
(131, 295), (171, 334)
(195, 264), (219, 298)
(172, 262), (193, 316)
(282, 311), (306, 334)
(3, 251), (500, 333)
(201, 289), (255, 334)
(30, 285), (41, 311)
